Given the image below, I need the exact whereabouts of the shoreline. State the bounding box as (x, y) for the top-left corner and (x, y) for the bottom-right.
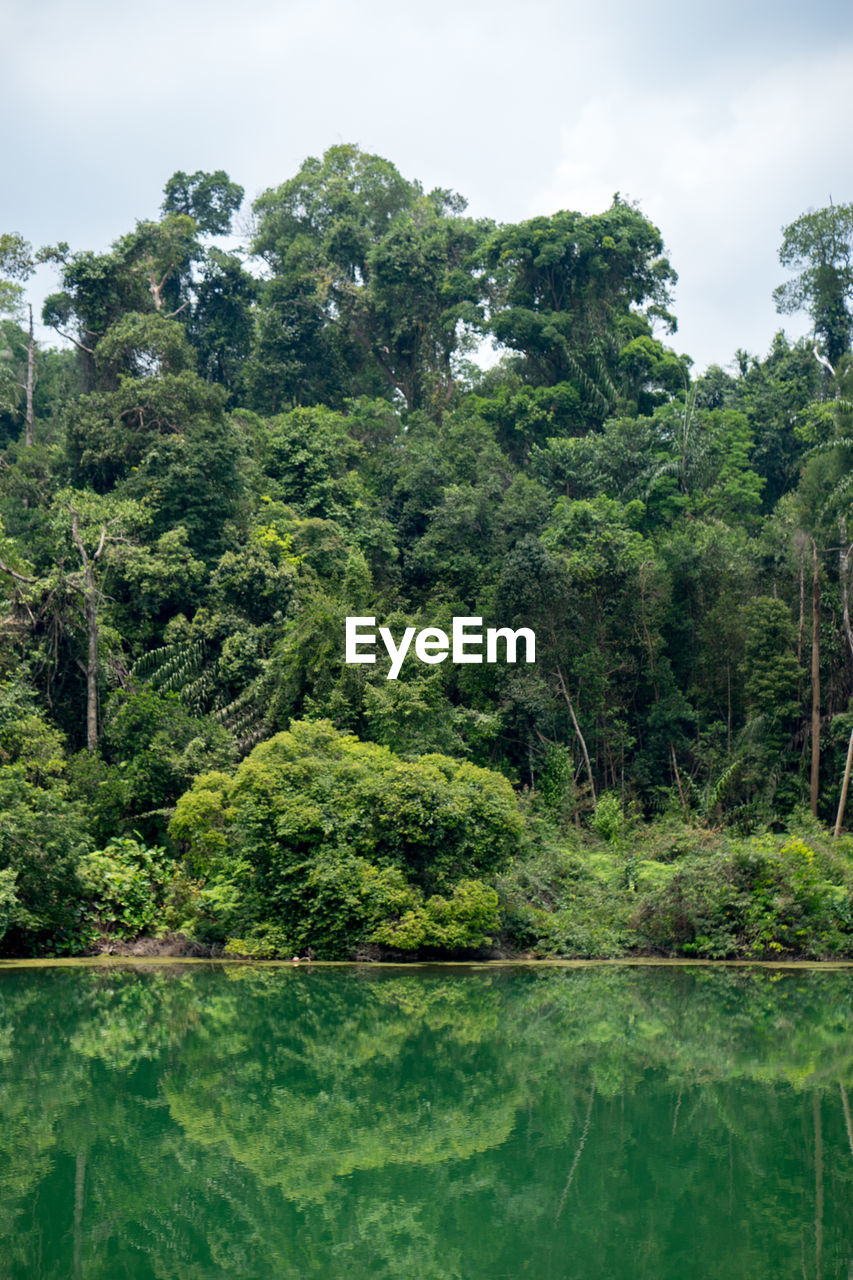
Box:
(3, 955), (853, 970)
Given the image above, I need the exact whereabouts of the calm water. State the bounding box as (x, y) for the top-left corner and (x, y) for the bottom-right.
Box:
(1, 963), (853, 1279)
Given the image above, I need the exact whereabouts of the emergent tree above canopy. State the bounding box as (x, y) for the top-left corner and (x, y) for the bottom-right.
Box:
(250, 144), (493, 413)
(774, 201), (853, 370)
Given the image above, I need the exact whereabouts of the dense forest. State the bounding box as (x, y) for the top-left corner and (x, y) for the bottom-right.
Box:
(2, 148), (853, 959)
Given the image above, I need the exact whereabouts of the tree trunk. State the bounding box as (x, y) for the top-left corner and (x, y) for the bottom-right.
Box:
(811, 540), (821, 817)
(25, 305), (34, 447)
(669, 744), (689, 820)
(837, 519), (853, 834)
(726, 663), (732, 755)
(555, 664), (596, 805)
(797, 539), (805, 703)
(840, 517), (853, 663)
(554, 1084), (595, 1225)
(70, 510), (111, 753)
(834, 728), (853, 837)
(84, 566), (98, 752)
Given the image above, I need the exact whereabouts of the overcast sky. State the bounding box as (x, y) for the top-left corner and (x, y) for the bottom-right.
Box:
(3, 0), (853, 371)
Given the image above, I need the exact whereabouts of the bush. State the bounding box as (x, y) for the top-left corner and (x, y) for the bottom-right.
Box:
(632, 831), (853, 958)
(171, 719), (523, 957)
(372, 879), (501, 952)
(0, 771), (91, 955)
(497, 836), (629, 957)
(80, 836), (176, 942)
(590, 792), (625, 844)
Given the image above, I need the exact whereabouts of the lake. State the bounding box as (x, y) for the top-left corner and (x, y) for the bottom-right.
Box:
(1, 962), (852, 1279)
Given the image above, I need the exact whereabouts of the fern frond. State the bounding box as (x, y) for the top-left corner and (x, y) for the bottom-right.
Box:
(130, 639), (206, 694)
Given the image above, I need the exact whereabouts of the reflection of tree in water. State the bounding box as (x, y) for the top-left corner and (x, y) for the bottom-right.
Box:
(163, 969), (523, 1203)
(1, 965), (853, 1278)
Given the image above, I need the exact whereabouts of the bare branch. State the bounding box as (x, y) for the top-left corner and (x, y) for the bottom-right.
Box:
(69, 508), (89, 570)
(554, 664), (596, 804)
(68, 508), (120, 567)
(149, 267), (173, 312)
(93, 523), (111, 562)
(813, 347), (836, 379)
(0, 554), (35, 584)
(48, 324), (94, 356)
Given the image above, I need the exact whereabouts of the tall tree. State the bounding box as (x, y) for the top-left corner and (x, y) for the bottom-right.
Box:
(774, 203), (853, 369)
(484, 199), (677, 431)
(42, 170), (245, 389)
(250, 145), (491, 412)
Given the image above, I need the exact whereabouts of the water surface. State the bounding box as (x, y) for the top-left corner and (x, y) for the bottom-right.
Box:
(2, 963), (852, 1279)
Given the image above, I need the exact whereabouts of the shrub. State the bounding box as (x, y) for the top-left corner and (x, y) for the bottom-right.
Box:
(372, 879), (501, 952)
(0, 766), (91, 955)
(80, 836), (175, 941)
(497, 838), (629, 957)
(632, 832), (853, 958)
(171, 719), (522, 957)
(590, 792), (625, 844)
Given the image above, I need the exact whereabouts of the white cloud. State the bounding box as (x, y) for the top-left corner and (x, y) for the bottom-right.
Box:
(534, 46), (853, 368)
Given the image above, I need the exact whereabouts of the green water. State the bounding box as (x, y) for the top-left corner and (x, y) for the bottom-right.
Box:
(2, 964), (853, 1279)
